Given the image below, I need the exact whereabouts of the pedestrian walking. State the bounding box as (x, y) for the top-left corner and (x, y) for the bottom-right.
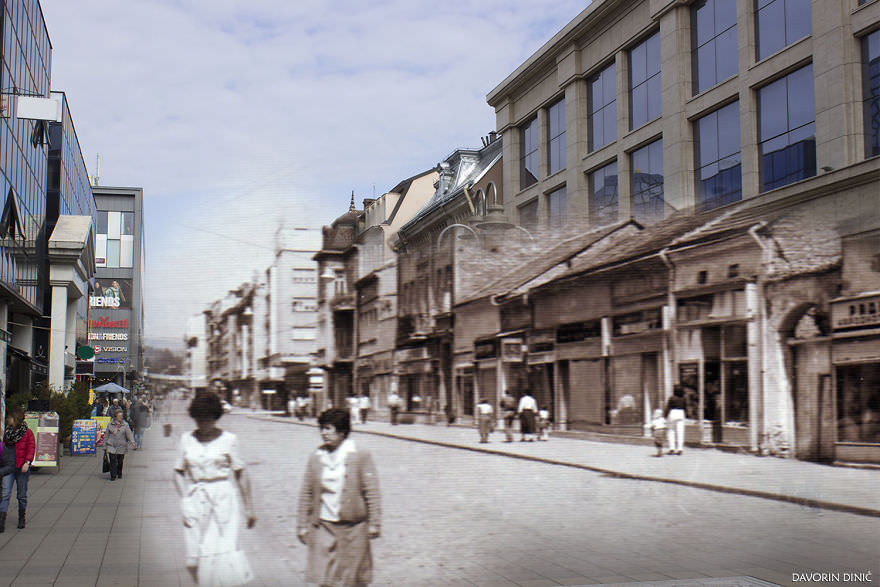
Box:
(359, 392), (371, 424)
(0, 408), (35, 531)
(104, 409), (136, 480)
(444, 403), (456, 426)
(476, 398), (494, 443)
(348, 395), (362, 425)
(650, 409), (667, 457)
(131, 399), (150, 449)
(537, 406), (551, 441)
(665, 385), (687, 455)
(387, 390), (402, 425)
(174, 392), (256, 587)
(107, 397), (121, 419)
(297, 408), (381, 587)
(500, 390), (517, 442)
(517, 391), (538, 442)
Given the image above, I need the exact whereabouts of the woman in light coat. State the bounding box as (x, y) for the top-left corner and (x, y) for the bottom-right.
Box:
(104, 409), (136, 480)
(297, 408), (381, 586)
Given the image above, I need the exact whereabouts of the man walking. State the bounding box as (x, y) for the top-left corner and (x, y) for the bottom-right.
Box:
(500, 390), (517, 443)
(387, 390), (402, 425)
(476, 398), (494, 443)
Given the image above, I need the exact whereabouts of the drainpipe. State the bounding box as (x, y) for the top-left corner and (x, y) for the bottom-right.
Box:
(747, 222), (769, 454)
(658, 249), (675, 405)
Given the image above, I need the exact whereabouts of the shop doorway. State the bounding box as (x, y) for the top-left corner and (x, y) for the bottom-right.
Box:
(528, 363), (555, 423)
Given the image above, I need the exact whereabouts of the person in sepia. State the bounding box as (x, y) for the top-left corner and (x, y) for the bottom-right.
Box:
(297, 408), (381, 586)
(476, 398), (494, 443)
(517, 390), (538, 442)
(174, 392), (256, 586)
(665, 385), (687, 455)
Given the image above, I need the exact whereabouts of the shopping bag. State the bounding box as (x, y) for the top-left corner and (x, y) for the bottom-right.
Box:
(102, 451), (110, 473)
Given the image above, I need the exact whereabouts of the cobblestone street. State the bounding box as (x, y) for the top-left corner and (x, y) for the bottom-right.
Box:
(142, 405), (879, 587)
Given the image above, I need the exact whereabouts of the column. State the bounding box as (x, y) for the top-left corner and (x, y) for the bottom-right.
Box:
(49, 285), (68, 390)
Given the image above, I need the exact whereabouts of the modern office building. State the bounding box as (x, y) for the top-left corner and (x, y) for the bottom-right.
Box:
(0, 0), (53, 402)
(90, 186), (144, 387)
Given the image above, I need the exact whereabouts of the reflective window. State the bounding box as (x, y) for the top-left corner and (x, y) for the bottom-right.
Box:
(547, 186), (566, 230)
(692, 0), (738, 94)
(589, 161), (618, 226)
(755, 0), (811, 61)
(519, 199), (538, 232)
(630, 140), (665, 222)
(863, 29), (880, 158)
(520, 117), (538, 189)
(589, 63), (617, 150)
(122, 211), (135, 235)
(630, 32), (662, 130)
(96, 210), (108, 234)
(758, 64), (816, 191)
(106, 239), (121, 268)
(695, 101), (741, 210)
(547, 99), (566, 175)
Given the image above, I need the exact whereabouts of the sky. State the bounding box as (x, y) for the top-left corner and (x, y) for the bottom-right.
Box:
(38, 0), (590, 349)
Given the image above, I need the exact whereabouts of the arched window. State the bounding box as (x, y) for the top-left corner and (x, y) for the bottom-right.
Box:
(474, 189), (486, 216)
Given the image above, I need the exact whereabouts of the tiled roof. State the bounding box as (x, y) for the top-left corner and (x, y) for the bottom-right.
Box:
(457, 221), (637, 305)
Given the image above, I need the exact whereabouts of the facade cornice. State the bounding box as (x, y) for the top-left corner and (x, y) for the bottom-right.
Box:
(487, 0), (636, 106)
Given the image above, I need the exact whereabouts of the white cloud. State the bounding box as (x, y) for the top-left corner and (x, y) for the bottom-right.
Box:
(39, 0), (589, 345)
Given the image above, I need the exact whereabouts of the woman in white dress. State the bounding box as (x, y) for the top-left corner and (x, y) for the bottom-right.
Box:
(174, 392), (256, 586)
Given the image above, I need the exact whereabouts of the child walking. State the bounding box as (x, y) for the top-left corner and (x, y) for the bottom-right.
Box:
(537, 406), (551, 441)
(650, 409), (667, 457)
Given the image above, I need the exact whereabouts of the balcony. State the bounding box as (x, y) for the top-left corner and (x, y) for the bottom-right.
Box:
(396, 313), (435, 346)
(331, 293), (355, 311)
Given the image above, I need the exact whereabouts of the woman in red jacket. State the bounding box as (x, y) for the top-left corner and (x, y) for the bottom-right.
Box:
(1, 407), (36, 532)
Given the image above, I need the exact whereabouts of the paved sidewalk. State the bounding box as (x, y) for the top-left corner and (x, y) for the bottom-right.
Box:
(253, 414), (880, 518)
(0, 404), (296, 587)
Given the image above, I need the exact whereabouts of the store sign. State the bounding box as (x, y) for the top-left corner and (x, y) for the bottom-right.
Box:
(831, 294), (880, 330)
(474, 340), (497, 360)
(96, 357), (128, 364)
(88, 332), (129, 341)
(501, 338), (524, 362)
(94, 345), (127, 353)
(91, 279), (132, 309)
(88, 317), (129, 329)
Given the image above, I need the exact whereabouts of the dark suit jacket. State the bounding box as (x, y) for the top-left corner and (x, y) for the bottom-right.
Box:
(297, 445), (381, 534)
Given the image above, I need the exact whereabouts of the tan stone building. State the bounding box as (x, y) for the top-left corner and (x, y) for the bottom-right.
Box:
(479, 0), (880, 461)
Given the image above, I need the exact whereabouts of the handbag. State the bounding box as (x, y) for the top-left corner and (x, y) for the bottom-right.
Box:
(102, 451), (110, 473)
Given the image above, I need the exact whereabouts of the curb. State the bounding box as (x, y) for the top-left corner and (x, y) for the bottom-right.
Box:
(246, 414), (880, 519)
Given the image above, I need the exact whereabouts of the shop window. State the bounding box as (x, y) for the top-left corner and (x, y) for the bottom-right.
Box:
(837, 364), (880, 443)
